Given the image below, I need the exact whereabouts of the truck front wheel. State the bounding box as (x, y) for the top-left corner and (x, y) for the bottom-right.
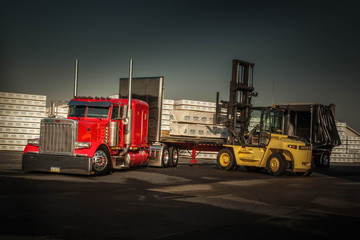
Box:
(266, 153), (286, 176)
(93, 147), (111, 176)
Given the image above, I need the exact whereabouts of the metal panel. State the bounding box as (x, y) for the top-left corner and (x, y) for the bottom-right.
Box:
(22, 153), (92, 175)
(119, 77), (164, 143)
(148, 144), (164, 167)
(39, 118), (77, 155)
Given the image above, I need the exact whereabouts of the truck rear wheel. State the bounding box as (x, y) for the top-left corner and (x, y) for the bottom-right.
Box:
(266, 153), (286, 176)
(93, 147), (111, 176)
(217, 148), (236, 171)
(320, 152), (330, 168)
(162, 147), (170, 168)
(168, 146), (179, 167)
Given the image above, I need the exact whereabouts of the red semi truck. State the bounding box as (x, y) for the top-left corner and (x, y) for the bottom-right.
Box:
(22, 76), (225, 175)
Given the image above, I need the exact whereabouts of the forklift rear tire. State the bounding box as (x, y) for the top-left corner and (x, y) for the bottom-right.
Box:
(266, 153), (286, 176)
(217, 148), (236, 171)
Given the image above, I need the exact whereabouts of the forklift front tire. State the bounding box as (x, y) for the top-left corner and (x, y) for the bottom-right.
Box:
(217, 148), (236, 171)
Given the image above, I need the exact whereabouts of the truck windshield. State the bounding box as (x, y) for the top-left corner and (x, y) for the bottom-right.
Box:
(69, 106), (86, 117)
(87, 107), (109, 118)
(68, 106), (109, 118)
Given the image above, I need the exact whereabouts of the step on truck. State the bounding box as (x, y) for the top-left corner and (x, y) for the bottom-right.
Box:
(22, 61), (225, 175)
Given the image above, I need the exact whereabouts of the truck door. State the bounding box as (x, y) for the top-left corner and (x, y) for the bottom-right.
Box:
(110, 104), (124, 147)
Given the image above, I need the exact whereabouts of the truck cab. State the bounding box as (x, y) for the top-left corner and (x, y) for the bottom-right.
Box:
(23, 97), (150, 175)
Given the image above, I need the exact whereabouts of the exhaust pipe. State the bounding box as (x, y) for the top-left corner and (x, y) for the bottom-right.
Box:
(74, 59), (79, 97)
(124, 59), (133, 148)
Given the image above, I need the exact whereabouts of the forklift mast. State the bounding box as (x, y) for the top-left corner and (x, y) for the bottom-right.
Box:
(216, 59), (256, 146)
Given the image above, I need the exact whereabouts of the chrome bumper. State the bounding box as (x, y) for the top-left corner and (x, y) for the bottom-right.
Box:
(22, 153), (93, 175)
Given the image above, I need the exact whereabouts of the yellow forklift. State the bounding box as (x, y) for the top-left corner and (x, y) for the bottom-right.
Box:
(215, 60), (312, 176)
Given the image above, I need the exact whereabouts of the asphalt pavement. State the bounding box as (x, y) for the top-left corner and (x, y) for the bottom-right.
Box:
(0, 151), (359, 240)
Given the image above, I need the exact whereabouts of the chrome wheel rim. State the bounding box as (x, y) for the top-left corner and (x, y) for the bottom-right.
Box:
(93, 150), (108, 172)
(173, 149), (178, 164)
(322, 154), (329, 165)
(163, 149), (169, 165)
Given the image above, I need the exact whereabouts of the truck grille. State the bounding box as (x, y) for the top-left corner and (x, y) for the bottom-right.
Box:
(39, 118), (77, 155)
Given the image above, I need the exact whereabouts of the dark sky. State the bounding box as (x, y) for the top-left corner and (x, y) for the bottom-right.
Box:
(1, 0), (360, 131)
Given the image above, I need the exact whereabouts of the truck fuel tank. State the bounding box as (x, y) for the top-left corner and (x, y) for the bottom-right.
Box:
(108, 121), (119, 147)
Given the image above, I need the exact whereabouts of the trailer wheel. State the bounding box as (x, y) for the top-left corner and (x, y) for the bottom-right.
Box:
(93, 147), (111, 176)
(217, 148), (236, 171)
(162, 147), (170, 168)
(266, 153), (286, 176)
(320, 152), (330, 168)
(168, 146), (179, 167)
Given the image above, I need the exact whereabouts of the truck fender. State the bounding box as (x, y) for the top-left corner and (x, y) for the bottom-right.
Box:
(77, 142), (110, 158)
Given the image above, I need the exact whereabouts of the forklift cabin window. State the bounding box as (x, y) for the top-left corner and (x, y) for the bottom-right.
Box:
(261, 109), (283, 134)
(248, 109), (261, 132)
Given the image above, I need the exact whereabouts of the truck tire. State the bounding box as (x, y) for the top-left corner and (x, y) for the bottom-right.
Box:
(168, 146), (179, 167)
(320, 152), (330, 168)
(93, 147), (111, 176)
(217, 148), (236, 171)
(162, 147), (170, 168)
(266, 153), (286, 176)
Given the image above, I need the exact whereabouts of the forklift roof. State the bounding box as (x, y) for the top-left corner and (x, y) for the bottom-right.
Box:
(277, 103), (318, 112)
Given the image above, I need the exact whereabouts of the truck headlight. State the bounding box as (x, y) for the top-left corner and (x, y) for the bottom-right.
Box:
(75, 142), (91, 149)
(27, 138), (40, 146)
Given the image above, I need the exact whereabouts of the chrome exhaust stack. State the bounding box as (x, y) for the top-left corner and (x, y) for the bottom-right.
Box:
(124, 59), (133, 148)
(74, 59), (79, 97)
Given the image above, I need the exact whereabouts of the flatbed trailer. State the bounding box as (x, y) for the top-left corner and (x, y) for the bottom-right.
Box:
(160, 136), (225, 163)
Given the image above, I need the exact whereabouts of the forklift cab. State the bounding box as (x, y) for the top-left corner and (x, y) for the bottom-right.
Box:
(247, 107), (284, 146)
